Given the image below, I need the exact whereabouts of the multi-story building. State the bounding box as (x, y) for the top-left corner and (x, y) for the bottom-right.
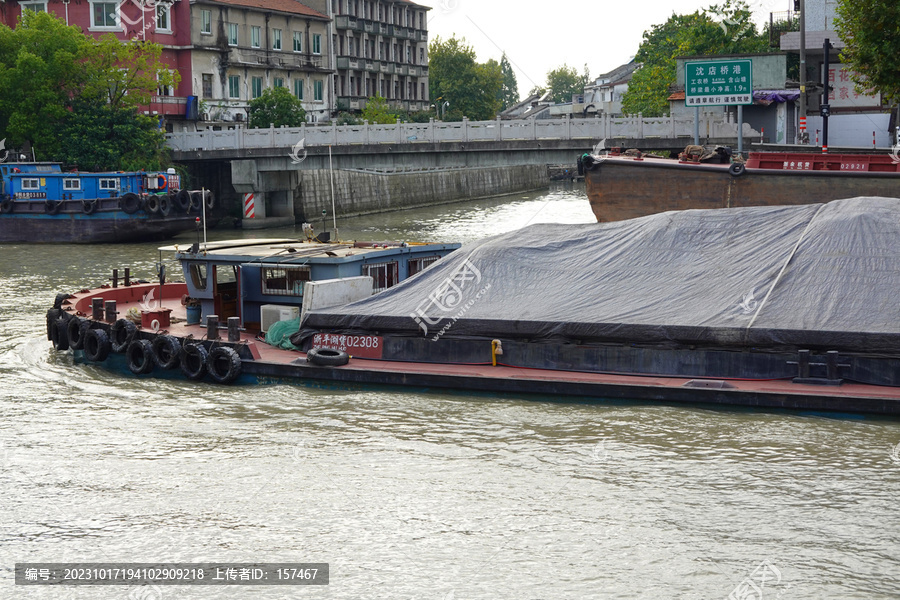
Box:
(324, 0), (431, 114)
(192, 0), (333, 124)
(1, 0), (334, 127)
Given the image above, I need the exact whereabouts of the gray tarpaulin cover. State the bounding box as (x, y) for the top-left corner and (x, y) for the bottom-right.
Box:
(300, 197), (900, 352)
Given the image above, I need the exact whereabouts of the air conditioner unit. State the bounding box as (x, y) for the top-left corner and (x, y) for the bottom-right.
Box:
(260, 304), (300, 333)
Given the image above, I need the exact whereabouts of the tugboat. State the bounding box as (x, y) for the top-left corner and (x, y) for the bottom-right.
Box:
(0, 161), (214, 243)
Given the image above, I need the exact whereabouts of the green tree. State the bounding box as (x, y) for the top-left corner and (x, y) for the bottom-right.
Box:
(428, 35), (502, 121)
(545, 64), (589, 104)
(361, 94), (398, 124)
(248, 86), (307, 128)
(497, 53), (519, 110)
(57, 99), (167, 172)
(621, 0), (770, 116)
(0, 11), (88, 158)
(0, 11), (180, 165)
(834, 0), (900, 103)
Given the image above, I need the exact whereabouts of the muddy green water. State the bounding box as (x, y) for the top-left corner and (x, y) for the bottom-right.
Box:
(1, 183), (898, 599)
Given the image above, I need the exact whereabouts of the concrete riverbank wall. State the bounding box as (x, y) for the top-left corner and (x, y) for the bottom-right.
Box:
(292, 164), (548, 222)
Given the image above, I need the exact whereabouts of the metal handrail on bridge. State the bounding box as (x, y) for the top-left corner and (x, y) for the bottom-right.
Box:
(165, 113), (752, 153)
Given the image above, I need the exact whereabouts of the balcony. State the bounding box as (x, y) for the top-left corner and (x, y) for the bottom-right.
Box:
(149, 95), (189, 118)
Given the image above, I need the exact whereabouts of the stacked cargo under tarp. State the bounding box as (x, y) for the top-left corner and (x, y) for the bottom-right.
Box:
(297, 197), (900, 385)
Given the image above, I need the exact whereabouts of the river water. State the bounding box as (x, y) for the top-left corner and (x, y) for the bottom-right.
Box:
(1, 183), (898, 599)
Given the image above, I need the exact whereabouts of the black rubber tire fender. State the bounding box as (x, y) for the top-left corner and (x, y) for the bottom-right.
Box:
(67, 317), (89, 350)
(53, 292), (70, 309)
(203, 189), (215, 210)
(120, 192), (141, 214)
(206, 346), (242, 384)
(152, 334), (182, 370)
(51, 319), (69, 351)
(46, 308), (61, 340)
(144, 194), (160, 215)
(175, 189), (191, 212)
(1, 198), (13, 213)
(729, 162), (746, 177)
(82, 199), (98, 215)
(126, 339), (155, 375)
(181, 343), (208, 380)
(306, 347), (350, 367)
(83, 328), (111, 362)
(45, 199), (61, 215)
(110, 318), (137, 353)
(159, 194), (172, 217)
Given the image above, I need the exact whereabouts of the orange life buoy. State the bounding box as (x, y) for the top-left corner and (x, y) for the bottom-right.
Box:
(157, 174), (167, 189)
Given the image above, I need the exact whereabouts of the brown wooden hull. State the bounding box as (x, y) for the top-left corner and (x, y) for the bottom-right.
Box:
(584, 155), (900, 222)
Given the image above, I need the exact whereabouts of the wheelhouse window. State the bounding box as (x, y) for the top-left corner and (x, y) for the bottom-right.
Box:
(99, 178), (119, 190)
(188, 262), (208, 291)
(408, 256), (440, 277)
(90, 1), (119, 29)
(261, 266), (311, 296)
(362, 261), (398, 293)
(22, 178), (40, 190)
(63, 178), (81, 191)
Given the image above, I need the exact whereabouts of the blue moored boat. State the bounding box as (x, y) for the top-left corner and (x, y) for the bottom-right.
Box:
(0, 162), (214, 243)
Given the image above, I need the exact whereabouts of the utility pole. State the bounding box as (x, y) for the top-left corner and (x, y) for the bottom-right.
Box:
(798, 0), (808, 144)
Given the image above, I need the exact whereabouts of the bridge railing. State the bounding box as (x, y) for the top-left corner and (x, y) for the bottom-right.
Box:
(165, 114), (750, 152)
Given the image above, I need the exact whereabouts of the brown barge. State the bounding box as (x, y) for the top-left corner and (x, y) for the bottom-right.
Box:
(581, 150), (900, 222)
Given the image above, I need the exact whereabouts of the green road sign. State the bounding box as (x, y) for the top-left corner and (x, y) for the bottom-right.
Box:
(685, 59), (753, 106)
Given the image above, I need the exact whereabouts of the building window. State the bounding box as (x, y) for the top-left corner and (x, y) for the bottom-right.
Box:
(156, 3), (170, 32)
(274, 77), (284, 88)
(312, 33), (321, 55)
(22, 178), (40, 190)
(250, 26), (260, 48)
(228, 23), (238, 46)
(313, 80), (323, 101)
(293, 31), (303, 52)
(20, 2), (46, 12)
(63, 178), (81, 191)
(200, 9), (211, 34)
(362, 261), (399, 293)
(261, 266), (311, 296)
(251, 76), (263, 99)
(228, 75), (240, 99)
(272, 28), (282, 50)
(90, 1), (119, 29)
(294, 79), (304, 100)
(99, 178), (119, 190)
(202, 74), (213, 99)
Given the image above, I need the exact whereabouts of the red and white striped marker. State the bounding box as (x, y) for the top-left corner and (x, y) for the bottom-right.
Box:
(873, 131), (877, 148)
(243, 192), (255, 218)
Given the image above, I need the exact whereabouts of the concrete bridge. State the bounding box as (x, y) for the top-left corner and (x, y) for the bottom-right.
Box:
(167, 115), (757, 228)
